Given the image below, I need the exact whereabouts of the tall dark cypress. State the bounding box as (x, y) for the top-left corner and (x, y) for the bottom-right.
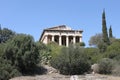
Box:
(109, 25), (113, 38)
(102, 10), (109, 45)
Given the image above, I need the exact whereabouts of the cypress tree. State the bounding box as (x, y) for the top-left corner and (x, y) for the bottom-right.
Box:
(109, 25), (113, 38)
(102, 10), (109, 45)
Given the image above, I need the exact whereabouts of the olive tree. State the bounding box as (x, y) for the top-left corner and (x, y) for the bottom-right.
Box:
(2, 34), (40, 72)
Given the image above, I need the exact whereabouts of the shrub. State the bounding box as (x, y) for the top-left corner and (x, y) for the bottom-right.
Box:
(36, 42), (50, 64)
(50, 44), (90, 75)
(98, 58), (114, 74)
(85, 48), (103, 64)
(2, 34), (40, 73)
(0, 58), (21, 80)
(76, 42), (85, 47)
(112, 62), (120, 76)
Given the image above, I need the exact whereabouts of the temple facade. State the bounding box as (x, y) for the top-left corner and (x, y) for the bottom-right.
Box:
(39, 25), (83, 47)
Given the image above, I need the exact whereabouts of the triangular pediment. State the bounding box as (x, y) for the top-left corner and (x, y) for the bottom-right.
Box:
(46, 25), (71, 30)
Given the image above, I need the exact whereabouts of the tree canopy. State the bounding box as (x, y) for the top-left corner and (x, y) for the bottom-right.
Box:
(0, 28), (15, 43)
(2, 34), (40, 72)
(102, 10), (110, 45)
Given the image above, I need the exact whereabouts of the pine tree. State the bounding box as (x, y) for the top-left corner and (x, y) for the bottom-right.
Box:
(109, 25), (113, 38)
(102, 10), (109, 45)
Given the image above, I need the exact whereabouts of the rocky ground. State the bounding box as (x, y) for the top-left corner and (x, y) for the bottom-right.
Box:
(10, 65), (120, 80)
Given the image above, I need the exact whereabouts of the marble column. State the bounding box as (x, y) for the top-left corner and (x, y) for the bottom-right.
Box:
(66, 36), (69, 47)
(52, 35), (54, 42)
(45, 35), (48, 44)
(79, 37), (82, 42)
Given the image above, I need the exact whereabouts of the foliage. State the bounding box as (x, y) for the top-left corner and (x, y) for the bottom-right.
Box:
(85, 48), (103, 64)
(76, 42), (85, 47)
(112, 61), (120, 76)
(50, 44), (90, 75)
(0, 43), (5, 56)
(98, 42), (107, 53)
(102, 10), (110, 45)
(89, 33), (108, 52)
(89, 33), (103, 47)
(0, 27), (15, 43)
(47, 42), (62, 58)
(0, 57), (21, 80)
(104, 40), (120, 59)
(36, 42), (50, 64)
(2, 34), (40, 73)
(98, 58), (114, 74)
(109, 26), (113, 38)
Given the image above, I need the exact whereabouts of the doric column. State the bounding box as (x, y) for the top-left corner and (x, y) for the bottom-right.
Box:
(59, 35), (62, 46)
(66, 36), (69, 47)
(52, 35), (54, 42)
(73, 36), (76, 44)
(45, 35), (48, 44)
(79, 37), (82, 42)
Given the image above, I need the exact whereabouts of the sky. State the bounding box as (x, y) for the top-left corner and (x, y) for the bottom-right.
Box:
(0, 0), (120, 47)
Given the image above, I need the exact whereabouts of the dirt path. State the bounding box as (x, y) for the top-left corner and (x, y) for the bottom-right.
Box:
(10, 65), (120, 80)
(10, 73), (120, 80)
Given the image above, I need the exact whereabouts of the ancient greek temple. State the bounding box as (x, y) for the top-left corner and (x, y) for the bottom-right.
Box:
(39, 25), (83, 47)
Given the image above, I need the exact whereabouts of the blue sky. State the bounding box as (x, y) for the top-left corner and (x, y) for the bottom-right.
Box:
(0, 0), (120, 47)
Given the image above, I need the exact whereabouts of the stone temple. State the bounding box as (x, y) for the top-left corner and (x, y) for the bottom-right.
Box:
(39, 25), (83, 47)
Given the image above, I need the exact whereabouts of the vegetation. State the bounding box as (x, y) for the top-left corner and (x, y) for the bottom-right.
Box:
(109, 26), (113, 38)
(84, 48), (102, 64)
(89, 33), (103, 47)
(0, 57), (21, 80)
(0, 27), (15, 43)
(36, 42), (50, 64)
(98, 58), (114, 74)
(50, 44), (90, 75)
(0, 28), (43, 79)
(2, 34), (40, 73)
(102, 10), (110, 45)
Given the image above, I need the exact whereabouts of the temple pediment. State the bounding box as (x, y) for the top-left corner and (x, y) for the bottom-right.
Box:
(45, 25), (72, 30)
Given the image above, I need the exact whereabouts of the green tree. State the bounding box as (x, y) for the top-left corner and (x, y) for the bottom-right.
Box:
(109, 25), (113, 38)
(105, 39), (120, 59)
(2, 34), (40, 73)
(102, 10), (109, 45)
(89, 33), (103, 47)
(0, 27), (15, 43)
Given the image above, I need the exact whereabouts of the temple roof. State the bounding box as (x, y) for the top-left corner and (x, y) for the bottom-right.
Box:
(45, 25), (72, 30)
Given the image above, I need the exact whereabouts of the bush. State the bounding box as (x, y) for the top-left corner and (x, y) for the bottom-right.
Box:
(85, 48), (103, 64)
(76, 42), (85, 47)
(98, 58), (114, 74)
(112, 62), (120, 76)
(2, 34), (40, 73)
(0, 58), (21, 80)
(36, 42), (50, 64)
(50, 44), (90, 75)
